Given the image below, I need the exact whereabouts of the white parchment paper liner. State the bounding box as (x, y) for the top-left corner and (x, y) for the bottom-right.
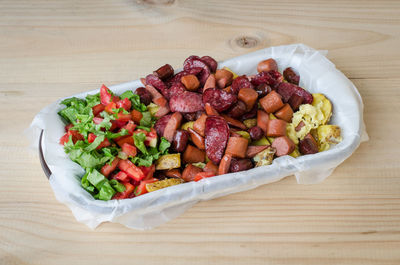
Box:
(27, 44), (368, 230)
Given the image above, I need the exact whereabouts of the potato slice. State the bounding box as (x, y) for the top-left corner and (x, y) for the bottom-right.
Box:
(312, 93), (332, 125)
(146, 178), (184, 193)
(253, 147), (276, 167)
(317, 125), (342, 151)
(156, 154), (181, 170)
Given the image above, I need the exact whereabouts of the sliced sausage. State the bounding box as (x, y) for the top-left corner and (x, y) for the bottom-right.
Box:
(172, 129), (189, 153)
(154, 64), (174, 81)
(215, 69), (233, 89)
(248, 126), (264, 140)
(181, 74), (200, 91)
(203, 161), (219, 176)
(231, 75), (253, 95)
(193, 113), (207, 137)
(154, 114), (172, 137)
(257, 110), (269, 135)
(205, 102), (219, 116)
(202, 88), (237, 112)
(246, 145), (269, 158)
(227, 100), (246, 119)
(165, 168), (182, 179)
(259, 90), (284, 113)
(218, 154), (232, 175)
(163, 112), (183, 142)
(229, 158), (253, 173)
(274, 103), (293, 123)
(299, 133), (319, 155)
(200, 56), (218, 73)
(203, 74), (216, 92)
(257, 58), (278, 73)
(205, 115), (230, 164)
(145, 84), (163, 100)
(135, 87), (152, 105)
(283, 67), (300, 85)
(188, 127), (205, 150)
(221, 114), (246, 130)
(225, 136), (248, 158)
(271, 136), (295, 157)
(266, 119), (287, 137)
(238, 87), (258, 111)
(182, 164), (203, 182)
(169, 91), (204, 113)
(183, 144), (205, 163)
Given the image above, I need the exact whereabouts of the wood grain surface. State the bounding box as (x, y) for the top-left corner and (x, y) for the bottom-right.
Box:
(1, 0), (399, 264)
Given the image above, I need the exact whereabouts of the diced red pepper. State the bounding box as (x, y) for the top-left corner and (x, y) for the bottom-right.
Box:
(105, 102), (117, 113)
(134, 178), (157, 197)
(100, 84), (112, 105)
(114, 171), (130, 182)
(116, 98), (132, 111)
(116, 135), (134, 147)
(194, 171), (216, 182)
(121, 143), (137, 157)
(113, 182), (135, 200)
(92, 103), (105, 117)
(118, 159), (145, 182)
(100, 158), (120, 177)
(139, 164), (156, 181)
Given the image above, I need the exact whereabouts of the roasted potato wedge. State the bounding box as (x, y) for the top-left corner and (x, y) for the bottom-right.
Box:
(156, 154), (181, 170)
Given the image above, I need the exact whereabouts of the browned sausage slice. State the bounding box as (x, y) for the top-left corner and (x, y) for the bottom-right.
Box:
(218, 154), (232, 175)
(246, 145), (269, 158)
(259, 90), (284, 113)
(182, 164), (203, 182)
(271, 136), (295, 157)
(188, 127), (205, 150)
(163, 112), (183, 142)
(266, 119), (287, 137)
(225, 137), (249, 158)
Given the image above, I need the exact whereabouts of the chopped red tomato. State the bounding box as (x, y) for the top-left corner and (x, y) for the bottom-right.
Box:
(105, 102), (117, 113)
(116, 113), (132, 122)
(121, 143), (137, 157)
(59, 129), (84, 145)
(100, 158), (120, 177)
(59, 132), (70, 145)
(118, 159), (145, 181)
(110, 119), (128, 131)
(87, 133), (111, 150)
(133, 128), (158, 147)
(122, 120), (136, 135)
(93, 117), (103, 124)
(100, 84), (112, 105)
(194, 171), (216, 182)
(113, 182), (135, 200)
(116, 98), (131, 111)
(114, 171), (130, 182)
(112, 96), (120, 103)
(92, 103), (105, 117)
(65, 123), (74, 132)
(139, 164), (156, 180)
(134, 178), (157, 197)
(116, 135), (134, 147)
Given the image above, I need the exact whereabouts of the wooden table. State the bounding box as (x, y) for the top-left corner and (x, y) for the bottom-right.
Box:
(1, 0), (399, 264)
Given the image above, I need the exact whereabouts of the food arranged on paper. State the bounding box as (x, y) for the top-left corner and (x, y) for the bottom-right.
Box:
(58, 56), (342, 200)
